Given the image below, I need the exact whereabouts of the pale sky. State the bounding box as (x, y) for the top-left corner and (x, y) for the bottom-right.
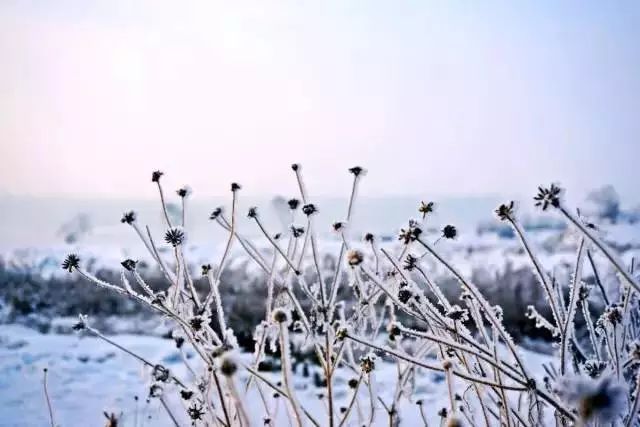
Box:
(1, 1), (639, 201)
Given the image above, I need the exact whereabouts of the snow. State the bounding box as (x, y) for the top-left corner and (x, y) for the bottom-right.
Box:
(0, 324), (556, 426)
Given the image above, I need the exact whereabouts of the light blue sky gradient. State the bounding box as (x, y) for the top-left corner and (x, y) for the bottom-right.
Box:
(1, 1), (639, 201)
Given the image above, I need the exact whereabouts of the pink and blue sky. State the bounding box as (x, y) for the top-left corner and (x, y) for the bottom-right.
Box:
(1, 1), (639, 200)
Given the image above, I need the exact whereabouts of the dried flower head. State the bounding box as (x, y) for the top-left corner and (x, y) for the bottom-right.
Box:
(152, 364), (170, 382)
(403, 254), (418, 271)
(332, 221), (345, 232)
(151, 170), (164, 183)
(219, 355), (238, 377)
(164, 227), (185, 247)
(120, 211), (136, 224)
(555, 375), (626, 424)
(495, 201), (515, 221)
(201, 264), (212, 276)
(583, 360), (608, 378)
(231, 182), (241, 192)
(176, 186), (191, 198)
(291, 225), (305, 238)
(398, 222), (422, 244)
(442, 359), (453, 370)
(291, 163), (300, 171)
(288, 198), (300, 210)
(272, 308), (289, 324)
(247, 207), (258, 218)
(347, 378), (359, 389)
(120, 259), (137, 272)
(187, 403), (205, 421)
(360, 354), (376, 373)
(209, 207), (223, 220)
(348, 166), (366, 177)
(446, 305), (469, 322)
(442, 225), (457, 239)
(302, 204), (318, 216)
(346, 249), (364, 267)
(149, 384), (163, 398)
(534, 184), (562, 210)
(189, 316), (204, 331)
(418, 201), (434, 219)
(62, 254), (80, 273)
(445, 415), (464, 427)
(364, 232), (374, 243)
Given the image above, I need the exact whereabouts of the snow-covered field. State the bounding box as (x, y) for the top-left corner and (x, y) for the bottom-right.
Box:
(0, 324), (558, 427)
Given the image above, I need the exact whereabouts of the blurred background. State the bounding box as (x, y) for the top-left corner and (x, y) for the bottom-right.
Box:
(1, 1), (639, 425)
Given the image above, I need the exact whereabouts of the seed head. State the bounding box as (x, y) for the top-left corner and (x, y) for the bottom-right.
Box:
(348, 166), (366, 177)
(291, 163), (300, 171)
(180, 390), (193, 400)
(555, 375), (626, 424)
(347, 378), (359, 389)
(231, 182), (241, 192)
(247, 207), (258, 218)
(534, 184), (562, 210)
(152, 364), (170, 382)
(360, 355), (375, 373)
(364, 233), (374, 243)
(209, 207), (223, 220)
(164, 227), (185, 247)
(176, 186), (191, 198)
(272, 308), (289, 324)
(288, 198), (300, 210)
(121, 211), (136, 224)
(151, 170), (164, 183)
(219, 355), (238, 377)
(495, 201), (515, 221)
(62, 254), (80, 273)
(188, 403), (205, 421)
(291, 225), (305, 238)
(346, 249), (364, 267)
(332, 221), (345, 232)
(418, 201), (434, 219)
(403, 254), (418, 271)
(120, 259), (137, 272)
(442, 225), (457, 239)
(302, 204), (318, 216)
(201, 264), (212, 275)
(442, 359), (453, 370)
(398, 222), (422, 244)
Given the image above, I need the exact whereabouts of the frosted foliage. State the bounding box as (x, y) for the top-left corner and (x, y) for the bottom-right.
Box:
(62, 171), (640, 426)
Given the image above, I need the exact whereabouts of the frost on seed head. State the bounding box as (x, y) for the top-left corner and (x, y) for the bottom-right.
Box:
(219, 354), (238, 377)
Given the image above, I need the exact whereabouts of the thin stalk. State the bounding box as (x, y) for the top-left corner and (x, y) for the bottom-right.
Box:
(43, 369), (55, 427)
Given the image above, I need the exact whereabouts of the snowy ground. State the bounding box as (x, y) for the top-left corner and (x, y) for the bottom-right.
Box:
(0, 324), (558, 427)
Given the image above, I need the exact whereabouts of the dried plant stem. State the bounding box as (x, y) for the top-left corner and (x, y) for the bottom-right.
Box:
(43, 368), (55, 427)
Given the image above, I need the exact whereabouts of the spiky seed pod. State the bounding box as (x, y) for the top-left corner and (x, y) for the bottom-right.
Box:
(272, 308), (289, 324)
(62, 254), (80, 273)
(188, 403), (205, 421)
(164, 227), (185, 247)
(534, 184), (562, 210)
(120, 211), (136, 224)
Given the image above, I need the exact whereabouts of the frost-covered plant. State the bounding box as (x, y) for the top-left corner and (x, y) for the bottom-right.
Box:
(63, 169), (640, 426)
